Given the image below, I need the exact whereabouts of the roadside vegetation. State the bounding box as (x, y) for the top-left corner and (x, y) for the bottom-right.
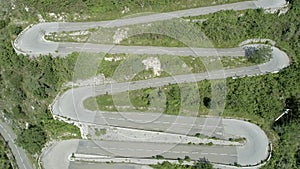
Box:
(120, 33), (186, 47)
(0, 44), (81, 156)
(0, 135), (15, 169)
(84, 80), (212, 115)
(152, 161), (213, 169)
(160, 1), (300, 167)
(18, 0), (247, 22)
(88, 1), (300, 168)
(200, 1), (300, 168)
(45, 31), (187, 47)
(97, 53), (253, 79)
(0, 2), (81, 162)
(244, 46), (272, 64)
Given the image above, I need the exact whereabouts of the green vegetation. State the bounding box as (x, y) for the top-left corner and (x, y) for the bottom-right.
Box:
(120, 33), (186, 47)
(98, 54), (125, 78)
(0, 0), (299, 169)
(45, 31), (90, 43)
(153, 155), (164, 159)
(17, 125), (47, 154)
(128, 87), (159, 111)
(195, 133), (208, 139)
(265, 96), (300, 169)
(96, 53), (253, 80)
(228, 137), (246, 143)
(245, 46), (272, 64)
(84, 80), (212, 115)
(84, 94), (117, 112)
(95, 128), (107, 136)
(19, 0), (247, 21)
(221, 56), (254, 68)
(152, 161), (213, 169)
(0, 47), (81, 155)
(45, 32), (187, 47)
(0, 3), (81, 158)
(196, 8), (299, 48)
(89, 1), (300, 168)
(0, 136), (15, 169)
(198, 1), (300, 167)
(207, 142), (213, 146)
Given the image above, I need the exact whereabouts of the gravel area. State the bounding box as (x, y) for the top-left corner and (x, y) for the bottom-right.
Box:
(88, 124), (242, 146)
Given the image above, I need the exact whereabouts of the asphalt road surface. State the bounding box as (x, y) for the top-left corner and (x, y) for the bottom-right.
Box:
(42, 118), (269, 168)
(8, 0), (289, 169)
(14, 0), (286, 57)
(51, 44), (288, 136)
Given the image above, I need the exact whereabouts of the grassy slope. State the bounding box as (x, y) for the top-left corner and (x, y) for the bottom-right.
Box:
(19, 0), (247, 21)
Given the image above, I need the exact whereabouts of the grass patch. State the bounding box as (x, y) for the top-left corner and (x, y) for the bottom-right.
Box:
(45, 31), (90, 43)
(95, 128), (107, 136)
(84, 94), (117, 111)
(228, 137), (246, 143)
(221, 56), (255, 68)
(84, 80), (212, 116)
(128, 87), (156, 111)
(120, 33), (187, 47)
(98, 54), (125, 78)
(96, 53), (255, 80)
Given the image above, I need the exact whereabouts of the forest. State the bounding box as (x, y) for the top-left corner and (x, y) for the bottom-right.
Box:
(0, 8), (81, 157)
(200, 1), (300, 168)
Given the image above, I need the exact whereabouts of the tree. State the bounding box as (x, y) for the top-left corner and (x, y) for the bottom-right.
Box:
(285, 96), (300, 121)
(295, 147), (300, 166)
(245, 46), (272, 64)
(274, 96), (300, 127)
(203, 97), (211, 108)
(17, 125), (47, 154)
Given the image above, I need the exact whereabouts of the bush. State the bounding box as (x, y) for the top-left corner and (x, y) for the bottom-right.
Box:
(245, 46), (272, 64)
(17, 125), (47, 154)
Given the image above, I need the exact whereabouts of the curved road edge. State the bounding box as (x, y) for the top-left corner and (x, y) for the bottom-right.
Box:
(12, 0), (288, 57)
(41, 118), (270, 169)
(8, 0), (289, 169)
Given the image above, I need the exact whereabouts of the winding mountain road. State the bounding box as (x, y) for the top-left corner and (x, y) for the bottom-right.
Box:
(14, 0), (286, 57)
(7, 0), (290, 169)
